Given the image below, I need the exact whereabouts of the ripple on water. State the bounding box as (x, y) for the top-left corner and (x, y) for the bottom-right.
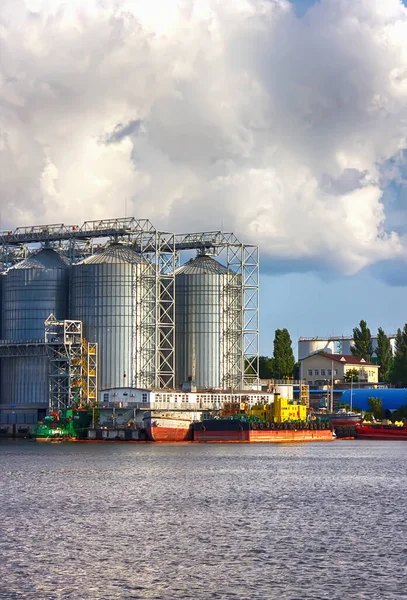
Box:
(0, 440), (406, 600)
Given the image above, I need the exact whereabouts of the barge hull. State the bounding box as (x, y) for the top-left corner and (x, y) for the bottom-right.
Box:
(194, 430), (333, 443)
(147, 426), (192, 442)
(249, 430), (333, 443)
(193, 420), (334, 443)
(355, 425), (407, 441)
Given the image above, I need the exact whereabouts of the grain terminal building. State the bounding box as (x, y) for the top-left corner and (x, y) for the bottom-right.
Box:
(0, 218), (259, 429)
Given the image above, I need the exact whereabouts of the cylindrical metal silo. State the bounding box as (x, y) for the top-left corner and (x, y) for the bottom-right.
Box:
(0, 248), (70, 411)
(70, 244), (155, 391)
(298, 339), (331, 360)
(175, 254), (242, 390)
(1, 248), (69, 342)
(340, 339), (355, 355)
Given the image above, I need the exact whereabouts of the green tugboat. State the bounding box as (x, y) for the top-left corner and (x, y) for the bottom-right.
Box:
(33, 409), (91, 441)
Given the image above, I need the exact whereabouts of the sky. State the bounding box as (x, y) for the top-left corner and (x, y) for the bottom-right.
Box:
(2, 0), (407, 357)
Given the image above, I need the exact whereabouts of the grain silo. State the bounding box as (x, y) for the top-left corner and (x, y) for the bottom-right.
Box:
(175, 254), (243, 390)
(70, 244), (155, 391)
(0, 248), (70, 411)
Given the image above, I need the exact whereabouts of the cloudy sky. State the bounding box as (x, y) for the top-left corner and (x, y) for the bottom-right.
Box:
(1, 0), (407, 355)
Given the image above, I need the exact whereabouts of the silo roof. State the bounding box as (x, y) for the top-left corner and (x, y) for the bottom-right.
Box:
(78, 244), (147, 265)
(176, 255), (230, 275)
(10, 248), (70, 270)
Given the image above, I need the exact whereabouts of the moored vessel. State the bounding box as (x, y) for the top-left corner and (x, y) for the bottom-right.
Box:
(143, 410), (203, 442)
(328, 409), (362, 427)
(33, 409), (91, 441)
(355, 422), (407, 441)
(192, 419), (333, 443)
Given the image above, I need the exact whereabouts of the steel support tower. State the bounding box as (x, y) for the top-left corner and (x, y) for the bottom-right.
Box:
(45, 315), (98, 412)
(0, 218), (259, 391)
(173, 231), (259, 390)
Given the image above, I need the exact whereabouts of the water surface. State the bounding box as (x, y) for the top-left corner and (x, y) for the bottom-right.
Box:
(0, 440), (405, 599)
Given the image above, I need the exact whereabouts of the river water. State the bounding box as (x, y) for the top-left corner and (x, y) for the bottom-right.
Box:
(0, 440), (405, 600)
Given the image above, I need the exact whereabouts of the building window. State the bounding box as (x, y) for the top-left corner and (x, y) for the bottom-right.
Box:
(334, 370), (338, 375)
(321, 369), (326, 376)
(142, 393), (147, 403)
(308, 369), (313, 376)
(327, 369), (332, 376)
(314, 369), (319, 376)
(103, 393), (109, 402)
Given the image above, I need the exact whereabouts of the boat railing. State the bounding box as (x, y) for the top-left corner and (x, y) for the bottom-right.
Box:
(149, 401), (221, 411)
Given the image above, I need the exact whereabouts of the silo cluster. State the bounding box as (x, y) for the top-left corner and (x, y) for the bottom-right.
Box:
(0, 244), (245, 422)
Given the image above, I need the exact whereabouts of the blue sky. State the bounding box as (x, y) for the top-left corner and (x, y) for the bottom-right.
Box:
(290, 0), (320, 17)
(260, 269), (407, 357)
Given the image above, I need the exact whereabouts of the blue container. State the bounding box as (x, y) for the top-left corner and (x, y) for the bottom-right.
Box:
(340, 388), (407, 411)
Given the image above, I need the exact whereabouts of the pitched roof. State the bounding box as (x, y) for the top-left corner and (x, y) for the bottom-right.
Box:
(303, 352), (378, 366)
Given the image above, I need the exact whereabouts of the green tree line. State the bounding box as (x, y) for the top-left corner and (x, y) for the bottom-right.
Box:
(261, 320), (407, 386)
(349, 319), (407, 386)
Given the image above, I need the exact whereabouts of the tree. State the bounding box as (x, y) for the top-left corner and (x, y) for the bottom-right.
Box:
(391, 325), (407, 387)
(271, 328), (295, 379)
(375, 327), (392, 383)
(367, 397), (384, 420)
(293, 362), (300, 380)
(351, 320), (373, 361)
(344, 368), (359, 383)
(258, 356), (273, 379)
(391, 403), (407, 422)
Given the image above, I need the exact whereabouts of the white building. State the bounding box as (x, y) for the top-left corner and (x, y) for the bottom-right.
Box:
(99, 387), (277, 410)
(300, 353), (379, 386)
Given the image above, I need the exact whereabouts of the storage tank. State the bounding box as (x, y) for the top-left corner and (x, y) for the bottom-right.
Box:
(298, 339), (332, 360)
(70, 244), (155, 390)
(0, 248), (70, 409)
(175, 254), (242, 390)
(340, 388), (407, 412)
(339, 338), (355, 355)
(1, 248), (69, 342)
(274, 383), (294, 401)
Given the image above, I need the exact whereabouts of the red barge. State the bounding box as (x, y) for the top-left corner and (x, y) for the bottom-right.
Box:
(192, 420), (334, 443)
(355, 423), (407, 441)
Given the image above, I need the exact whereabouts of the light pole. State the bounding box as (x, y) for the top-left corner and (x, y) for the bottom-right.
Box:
(350, 374), (353, 412)
(331, 360), (334, 413)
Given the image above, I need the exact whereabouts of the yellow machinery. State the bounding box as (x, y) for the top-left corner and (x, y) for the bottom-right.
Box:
(273, 397), (307, 423)
(220, 398), (307, 423)
(248, 403), (273, 422)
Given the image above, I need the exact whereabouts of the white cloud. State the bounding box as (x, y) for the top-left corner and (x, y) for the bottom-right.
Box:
(1, 0), (407, 275)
